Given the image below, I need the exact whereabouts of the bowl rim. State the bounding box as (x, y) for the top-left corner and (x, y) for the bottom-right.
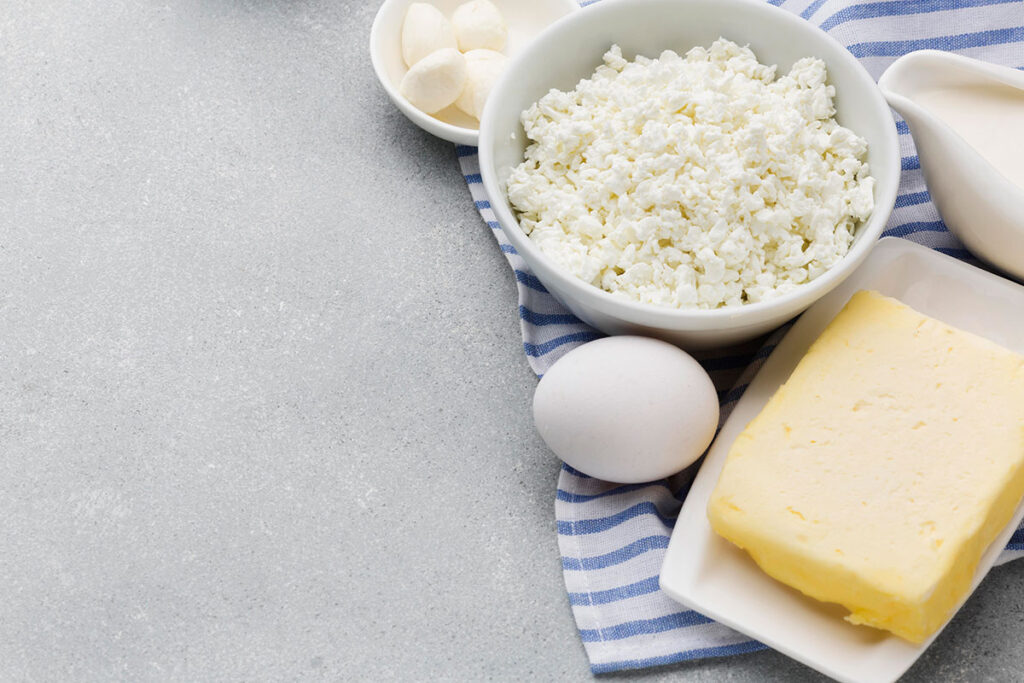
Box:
(478, 0), (901, 328)
(369, 0), (582, 147)
(369, 0), (479, 145)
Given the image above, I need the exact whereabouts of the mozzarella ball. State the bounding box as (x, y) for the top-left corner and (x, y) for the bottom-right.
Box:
(451, 0), (507, 52)
(533, 336), (719, 483)
(400, 48), (468, 114)
(401, 2), (457, 68)
(454, 49), (507, 120)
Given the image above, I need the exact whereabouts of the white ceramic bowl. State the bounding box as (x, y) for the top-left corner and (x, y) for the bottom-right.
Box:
(478, 0), (900, 349)
(369, 0), (579, 145)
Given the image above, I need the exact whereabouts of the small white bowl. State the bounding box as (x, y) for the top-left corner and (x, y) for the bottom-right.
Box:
(369, 0), (579, 145)
(478, 0), (901, 349)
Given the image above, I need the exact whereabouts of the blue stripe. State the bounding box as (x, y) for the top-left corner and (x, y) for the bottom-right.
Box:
(801, 0), (829, 20)
(514, 269), (548, 293)
(562, 535), (671, 571)
(487, 220), (501, 230)
(519, 306), (584, 326)
(562, 463), (592, 479)
(847, 26), (1024, 58)
(590, 640), (768, 674)
(718, 382), (750, 405)
(580, 610), (714, 642)
(701, 344), (775, 372)
(882, 220), (947, 238)
(475, 200), (490, 209)
(557, 501), (677, 536)
(524, 331), (602, 357)
(557, 481), (674, 503)
(458, 5), (1024, 667)
(569, 575), (662, 606)
(819, 0), (1019, 33)
(894, 191), (931, 209)
(935, 247), (976, 260)
(702, 354), (757, 373)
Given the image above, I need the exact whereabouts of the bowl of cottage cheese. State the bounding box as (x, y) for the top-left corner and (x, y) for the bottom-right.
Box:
(478, 0), (900, 349)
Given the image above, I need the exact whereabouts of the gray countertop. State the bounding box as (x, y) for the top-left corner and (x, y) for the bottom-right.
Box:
(2, 0), (1023, 680)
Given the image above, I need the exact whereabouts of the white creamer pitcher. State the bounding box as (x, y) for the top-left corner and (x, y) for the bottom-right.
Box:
(879, 50), (1024, 281)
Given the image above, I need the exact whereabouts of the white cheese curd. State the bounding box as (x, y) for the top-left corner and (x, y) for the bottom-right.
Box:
(455, 49), (507, 120)
(506, 39), (876, 310)
(400, 48), (467, 114)
(452, 0), (508, 52)
(401, 3), (458, 68)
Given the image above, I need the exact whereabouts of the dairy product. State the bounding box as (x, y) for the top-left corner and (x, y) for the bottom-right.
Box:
(914, 82), (1024, 190)
(707, 290), (1024, 642)
(455, 49), (507, 120)
(397, 2), (508, 121)
(533, 336), (718, 483)
(452, 0), (508, 52)
(400, 48), (468, 114)
(401, 3), (457, 68)
(506, 40), (875, 310)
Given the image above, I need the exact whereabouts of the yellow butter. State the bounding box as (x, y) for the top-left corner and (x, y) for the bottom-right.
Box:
(708, 290), (1024, 643)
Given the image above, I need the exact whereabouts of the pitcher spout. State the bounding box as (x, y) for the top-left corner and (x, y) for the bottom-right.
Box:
(878, 50), (1024, 283)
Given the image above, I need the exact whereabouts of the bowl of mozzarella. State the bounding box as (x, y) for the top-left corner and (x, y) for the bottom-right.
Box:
(370, 0), (579, 145)
(478, 0), (900, 349)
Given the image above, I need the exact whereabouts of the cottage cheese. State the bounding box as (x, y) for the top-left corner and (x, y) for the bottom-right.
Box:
(506, 39), (875, 309)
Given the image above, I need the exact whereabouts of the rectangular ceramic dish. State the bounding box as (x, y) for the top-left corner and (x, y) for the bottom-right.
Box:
(659, 237), (1024, 683)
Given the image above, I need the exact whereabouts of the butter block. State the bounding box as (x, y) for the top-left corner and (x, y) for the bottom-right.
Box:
(708, 290), (1024, 643)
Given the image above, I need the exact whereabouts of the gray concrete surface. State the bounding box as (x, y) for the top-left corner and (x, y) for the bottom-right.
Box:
(1, 0), (1023, 680)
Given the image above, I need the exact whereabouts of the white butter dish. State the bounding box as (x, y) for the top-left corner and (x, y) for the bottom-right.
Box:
(659, 237), (1024, 683)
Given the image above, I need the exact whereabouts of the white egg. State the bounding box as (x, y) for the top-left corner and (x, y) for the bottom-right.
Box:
(533, 336), (719, 483)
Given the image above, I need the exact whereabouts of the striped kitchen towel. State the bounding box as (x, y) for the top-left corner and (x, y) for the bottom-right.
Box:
(459, 0), (1024, 673)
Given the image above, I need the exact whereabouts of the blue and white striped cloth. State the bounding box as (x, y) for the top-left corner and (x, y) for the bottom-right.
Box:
(459, 0), (1024, 673)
